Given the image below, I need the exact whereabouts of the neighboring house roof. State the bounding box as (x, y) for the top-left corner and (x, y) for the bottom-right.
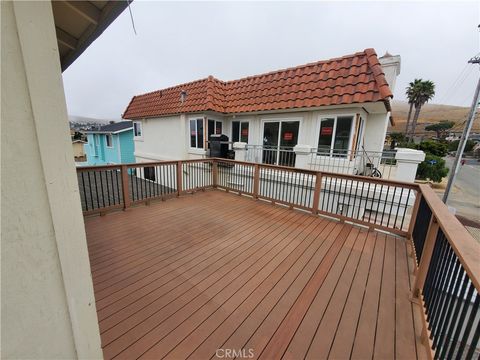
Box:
(86, 121), (133, 134)
(72, 140), (86, 144)
(123, 48), (393, 120)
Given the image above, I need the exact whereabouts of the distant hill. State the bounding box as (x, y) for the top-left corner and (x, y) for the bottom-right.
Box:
(69, 115), (120, 131)
(389, 101), (480, 134)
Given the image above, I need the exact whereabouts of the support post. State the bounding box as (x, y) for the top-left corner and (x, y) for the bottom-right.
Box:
(311, 172), (322, 214)
(412, 216), (439, 298)
(233, 142), (247, 162)
(212, 160), (218, 188)
(408, 192), (422, 239)
(293, 144), (312, 169)
(394, 148), (425, 183)
(177, 161), (183, 196)
(121, 165), (130, 209)
(253, 164), (260, 199)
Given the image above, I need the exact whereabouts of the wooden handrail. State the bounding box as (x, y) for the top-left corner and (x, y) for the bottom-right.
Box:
(418, 184), (480, 291)
(77, 158), (420, 233)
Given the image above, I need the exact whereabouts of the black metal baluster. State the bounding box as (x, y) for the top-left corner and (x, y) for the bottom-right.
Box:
(455, 292), (479, 359)
(434, 258), (463, 353)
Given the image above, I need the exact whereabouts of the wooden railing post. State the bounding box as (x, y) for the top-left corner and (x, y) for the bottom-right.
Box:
(253, 164), (260, 199)
(121, 165), (130, 209)
(176, 161), (183, 196)
(212, 160), (218, 188)
(408, 192), (422, 239)
(412, 216), (439, 298)
(311, 172), (322, 215)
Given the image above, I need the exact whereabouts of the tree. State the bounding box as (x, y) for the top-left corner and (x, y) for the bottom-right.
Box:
(389, 132), (406, 149)
(416, 154), (449, 182)
(405, 79), (422, 136)
(425, 121), (455, 139)
(416, 140), (448, 157)
(407, 79), (436, 140)
(448, 139), (476, 153)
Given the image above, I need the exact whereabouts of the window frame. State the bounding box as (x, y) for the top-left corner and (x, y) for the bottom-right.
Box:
(105, 134), (113, 148)
(231, 120), (249, 143)
(133, 121), (143, 139)
(189, 117), (204, 149)
(315, 114), (356, 156)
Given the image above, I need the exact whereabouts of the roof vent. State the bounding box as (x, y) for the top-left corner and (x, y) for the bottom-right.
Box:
(180, 90), (187, 104)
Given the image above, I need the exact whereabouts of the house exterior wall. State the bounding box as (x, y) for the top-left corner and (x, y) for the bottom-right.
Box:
(72, 142), (85, 158)
(85, 130), (134, 165)
(119, 130), (135, 163)
(130, 106), (385, 162)
(1, 2), (102, 358)
(134, 115), (188, 162)
(363, 113), (389, 153)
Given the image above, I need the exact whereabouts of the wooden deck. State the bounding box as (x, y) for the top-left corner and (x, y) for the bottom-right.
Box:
(84, 190), (429, 359)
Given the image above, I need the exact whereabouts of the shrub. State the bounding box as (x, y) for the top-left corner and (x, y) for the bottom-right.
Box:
(416, 155), (449, 182)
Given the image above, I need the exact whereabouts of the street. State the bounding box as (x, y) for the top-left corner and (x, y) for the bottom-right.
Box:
(443, 156), (480, 223)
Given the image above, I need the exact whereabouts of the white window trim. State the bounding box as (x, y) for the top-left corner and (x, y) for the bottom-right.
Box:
(189, 117), (204, 149)
(105, 134), (113, 148)
(315, 113), (356, 156)
(133, 120), (143, 140)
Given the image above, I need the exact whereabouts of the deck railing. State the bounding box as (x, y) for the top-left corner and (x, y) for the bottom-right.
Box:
(243, 145), (398, 179)
(411, 184), (479, 360)
(76, 158), (479, 359)
(309, 148), (397, 179)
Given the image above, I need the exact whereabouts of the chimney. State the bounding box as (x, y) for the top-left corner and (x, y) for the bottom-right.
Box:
(379, 52), (401, 94)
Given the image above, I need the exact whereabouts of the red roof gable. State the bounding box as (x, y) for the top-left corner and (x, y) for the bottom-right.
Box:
(123, 49), (393, 120)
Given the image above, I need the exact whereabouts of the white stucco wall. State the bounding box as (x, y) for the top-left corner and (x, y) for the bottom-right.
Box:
(130, 104), (389, 162)
(134, 115), (187, 161)
(1, 2), (102, 358)
(363, 113), (390, 153)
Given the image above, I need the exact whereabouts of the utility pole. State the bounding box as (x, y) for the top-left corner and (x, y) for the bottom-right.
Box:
(443, 54), (480, 203)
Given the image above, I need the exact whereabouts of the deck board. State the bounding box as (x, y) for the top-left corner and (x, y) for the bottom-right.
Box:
(83, 190), (427, 359)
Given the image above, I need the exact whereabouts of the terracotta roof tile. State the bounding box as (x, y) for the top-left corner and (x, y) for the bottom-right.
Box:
(123, 49), (393, 119)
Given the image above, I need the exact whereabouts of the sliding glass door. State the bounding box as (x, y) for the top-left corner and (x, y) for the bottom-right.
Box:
(262, 121), (299, 166)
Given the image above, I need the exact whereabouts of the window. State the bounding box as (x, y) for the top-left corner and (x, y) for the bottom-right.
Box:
(207, 119), (223, 139)
(190, 118), (204, 149)
(105, 134), (113, 148)
(133, 121), (142, 137)
(144, 167), (156, 182)
(95, 134), (99, 145)
(317, 115), (354, 156)
(232, 121), (249, 143)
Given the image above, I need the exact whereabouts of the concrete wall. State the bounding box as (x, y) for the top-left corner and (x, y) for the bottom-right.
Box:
(1, 2), (102, 358)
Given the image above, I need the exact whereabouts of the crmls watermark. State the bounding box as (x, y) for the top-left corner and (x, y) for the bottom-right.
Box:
(215, 348), (254, 358)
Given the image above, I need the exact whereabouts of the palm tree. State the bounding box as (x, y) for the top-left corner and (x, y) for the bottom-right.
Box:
(405, 79), (422, 137)
(409, 80), (435, 140)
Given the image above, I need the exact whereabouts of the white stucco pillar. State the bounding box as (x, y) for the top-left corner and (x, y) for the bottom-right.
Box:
(233, 142), (247, 162)
(394, 148), (426, 183)
(2, 2), (102, 358)
(294, 144), (312, 169)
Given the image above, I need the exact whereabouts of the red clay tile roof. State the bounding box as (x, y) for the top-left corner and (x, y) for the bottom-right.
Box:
(123, 49), (393, 119)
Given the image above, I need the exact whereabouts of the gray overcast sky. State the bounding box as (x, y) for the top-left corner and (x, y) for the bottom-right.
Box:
(63, 1), (480, 119)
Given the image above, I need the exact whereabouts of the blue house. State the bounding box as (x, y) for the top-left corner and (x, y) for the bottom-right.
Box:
(84, 121), (135, 165)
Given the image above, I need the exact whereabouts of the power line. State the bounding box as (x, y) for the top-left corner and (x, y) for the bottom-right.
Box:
(443, 54), (480, 203)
